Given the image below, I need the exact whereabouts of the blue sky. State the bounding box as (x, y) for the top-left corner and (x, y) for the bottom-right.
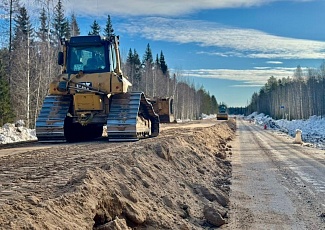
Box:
(24, 0), (325, 106)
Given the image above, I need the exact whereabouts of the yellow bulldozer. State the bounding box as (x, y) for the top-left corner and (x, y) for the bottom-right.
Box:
(149, 97), (175, 123)
(36, 35), (159, 142)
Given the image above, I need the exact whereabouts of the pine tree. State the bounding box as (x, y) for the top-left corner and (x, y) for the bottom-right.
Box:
(159, 51), (168, 75)
(125, 48), (142, 89)
(103, 15), (114, 37)
(12, 6), (33, 48)
(88, 20), (100, 35)
(133, 49), (141, 81)
(155, 54), (160, 66)
(11, 6), (37, 127)
(52, 0), (69, 43)
(126, 48), (133, 64)
(70, 13), (80, 37)
(37, 7), (48, 42)
(211, 95), (218, 113)
(143, 43), (153, 65)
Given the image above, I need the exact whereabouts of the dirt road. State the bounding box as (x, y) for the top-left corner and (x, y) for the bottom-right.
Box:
(225, 118), (325, 229)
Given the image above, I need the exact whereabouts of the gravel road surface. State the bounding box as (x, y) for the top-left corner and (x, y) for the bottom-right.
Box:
(225, 118), (325, 230)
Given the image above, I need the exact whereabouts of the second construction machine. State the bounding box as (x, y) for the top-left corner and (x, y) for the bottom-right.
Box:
(149, 97), (175, 123)
(217, 104), (229, 120)
(36, 35), (159, 142)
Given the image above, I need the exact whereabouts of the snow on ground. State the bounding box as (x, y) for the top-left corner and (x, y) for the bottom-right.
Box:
(202, 113), (217, 119)
(175, 113), (216, 123)
(0, 120), (37, 144)
(247, 112), (325, 149)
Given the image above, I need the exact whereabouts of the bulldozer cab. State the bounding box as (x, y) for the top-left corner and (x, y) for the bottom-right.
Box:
(59, 35), (119, 76)
(218, 104), (227, 113)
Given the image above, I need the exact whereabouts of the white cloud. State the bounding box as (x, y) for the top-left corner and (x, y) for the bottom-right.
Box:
(197, 51), (243, 58)
(20, 0), (313, 17)
(254, 67), (271, 70)
(179, 67), (298, 86)
(119, 17), (325, 60)
(266, 61), (283, 64)
(74, 0), (313, 17)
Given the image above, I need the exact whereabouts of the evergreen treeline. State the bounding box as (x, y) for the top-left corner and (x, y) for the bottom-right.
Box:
(0, 0), (218, 127)
(124, 46), (218, 120)
(247, 64), (325, 120)
(228, 107), (247, 115)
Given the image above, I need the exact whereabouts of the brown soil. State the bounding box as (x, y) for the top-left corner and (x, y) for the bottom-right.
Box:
(0, 119), (236, 230)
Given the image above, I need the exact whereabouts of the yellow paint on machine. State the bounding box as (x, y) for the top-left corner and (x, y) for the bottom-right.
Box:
(73, 94), (102, 111)
(217, 113), (229, 120)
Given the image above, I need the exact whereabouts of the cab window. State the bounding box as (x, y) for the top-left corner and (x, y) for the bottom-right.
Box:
(68, 46), (106, 72)
(109, 44), (117, 72)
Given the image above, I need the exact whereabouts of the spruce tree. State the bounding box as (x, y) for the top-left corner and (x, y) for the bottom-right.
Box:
(37, 7), (48, 42)
(125, 48), (142, 90)
(143, 43), (153, 65)
(133, 49), (141, 81)
(159, 51), (168, 75)
(126, 48), (133, 64)
(11, 6), (35, 127)
(155, 54), (159, 66)
(52, 0), (69, 43)
(70, 13), (80, 37)
(88, 20), (100, 35)
(103, 15), (114, 37)
(12, 6), (33, 48)
(211, 95), (218, 113)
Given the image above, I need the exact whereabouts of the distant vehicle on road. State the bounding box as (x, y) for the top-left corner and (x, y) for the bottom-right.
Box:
(217, 104), (228, 120)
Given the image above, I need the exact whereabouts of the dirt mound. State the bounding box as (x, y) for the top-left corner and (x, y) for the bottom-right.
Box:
(0, 120), (236, 229)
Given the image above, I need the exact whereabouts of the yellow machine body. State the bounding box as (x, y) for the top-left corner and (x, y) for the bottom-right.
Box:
(150, 97), (175, 123)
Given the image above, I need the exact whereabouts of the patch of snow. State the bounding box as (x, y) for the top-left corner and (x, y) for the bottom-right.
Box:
(247, 112), (325, 149)
(0, 122), (37, 144)
(202, 113), (217, 119)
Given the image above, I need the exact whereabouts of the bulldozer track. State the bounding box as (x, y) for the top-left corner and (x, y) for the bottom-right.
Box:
(107, 92), (159, 141)
(36, 95), (72, 143)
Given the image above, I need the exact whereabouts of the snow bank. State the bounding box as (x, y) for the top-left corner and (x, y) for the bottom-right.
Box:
(202, 113), (217, 119)
(247, 112), (325, 149)
(176, 114), (216, 123)
(0, 120), (37, 144)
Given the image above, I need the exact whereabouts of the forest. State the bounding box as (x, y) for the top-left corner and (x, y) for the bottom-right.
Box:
(247, 64), (325, 120)
(0, 0), (218, 127)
